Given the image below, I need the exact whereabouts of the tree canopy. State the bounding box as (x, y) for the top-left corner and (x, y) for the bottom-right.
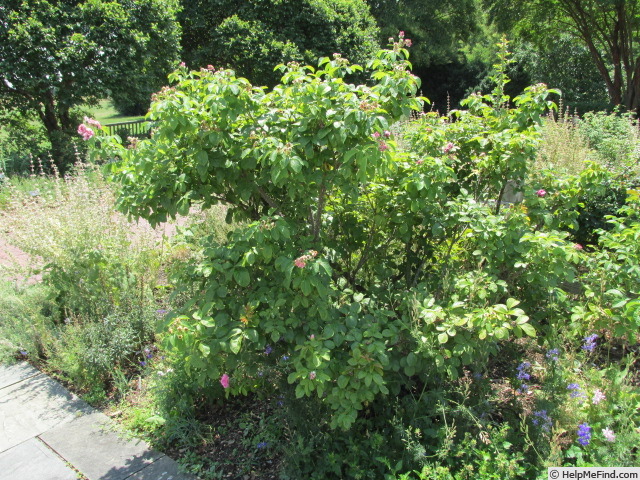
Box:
(485, 0), (640, 111)
(0, 0), (181, 169)
(179, 0), (380, 87)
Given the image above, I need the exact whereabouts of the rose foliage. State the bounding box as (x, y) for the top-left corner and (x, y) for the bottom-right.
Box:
(91, 40), (613, 431)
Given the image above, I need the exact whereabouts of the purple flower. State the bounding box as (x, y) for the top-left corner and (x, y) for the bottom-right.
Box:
(577, 423), (591, 446)
(567, 383), (585, 399)
(139, 361), (147, 367)
(156, 309), (168, 315)
(516, 362), (531, 381)
(532, 410), (553, 432)
(281, 355), (290, 361)
(545, 348), (559, 362)
(582, 334), (598, 352)
(518, 383), (529, 394)
(264, 345), (272, 355)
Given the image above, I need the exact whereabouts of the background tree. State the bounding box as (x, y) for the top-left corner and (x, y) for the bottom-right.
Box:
(178, 0), (379, 87)
(485, 0), (640, 111)
(0, 0), (181, 171)
(366, 0), (490, 110)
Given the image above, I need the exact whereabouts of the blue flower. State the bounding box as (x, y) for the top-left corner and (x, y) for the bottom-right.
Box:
(567, 383), (586, 399)
(256, 442), (268, 449)
(577, 423), (591, 446)
(264, 345), (272, 355)
(582, 334), (598, 352)
(516, 362), (531, 381)
(281, 355), (290, 361)
(532, 410), (553, 432)
(545, 348), (559, 362)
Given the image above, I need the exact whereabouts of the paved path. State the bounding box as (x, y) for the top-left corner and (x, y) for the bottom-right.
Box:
(0, 362), (198, 480)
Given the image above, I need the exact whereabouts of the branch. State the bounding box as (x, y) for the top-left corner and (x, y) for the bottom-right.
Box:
(256, 185), (284, 216)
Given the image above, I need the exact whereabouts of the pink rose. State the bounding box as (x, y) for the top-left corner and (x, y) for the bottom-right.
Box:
(220, 373), (230, 389)
(77, 124), (94, 141)
(536, 189), (547, 198)
(443, 142), (455, 154)
(83, 116), (101, 129)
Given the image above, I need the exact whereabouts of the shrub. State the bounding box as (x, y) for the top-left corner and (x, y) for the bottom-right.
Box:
(80, 36), (640, 478)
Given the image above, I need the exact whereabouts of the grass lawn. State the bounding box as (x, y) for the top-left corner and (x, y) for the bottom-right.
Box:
(88, 99), (145, 125)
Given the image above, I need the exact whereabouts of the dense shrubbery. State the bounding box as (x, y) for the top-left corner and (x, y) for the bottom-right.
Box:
(1, 37), (638, 479)
(86, 38), (640, 477)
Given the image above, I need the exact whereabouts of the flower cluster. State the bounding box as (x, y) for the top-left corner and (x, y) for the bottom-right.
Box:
(442, 142), (457, 154)
(390, 31), (412, 50)
(516, 361), (532, 393)
(532, 410), (553, 432)
(576, 422), (591, 446)
(516, 361), (531, 381)
(582, 334), (598, 352)
(592, 388), (606, 405)
(545, 348), (559, 362)
(567, 383), (586, 400)
(294, 250), (318, 268)
(602, 427), (616, 442)
(373, 130), (392, 152)
(78, 117), (101, 141)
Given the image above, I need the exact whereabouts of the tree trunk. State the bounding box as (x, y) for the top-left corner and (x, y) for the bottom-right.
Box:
(37, 90), (77, 173)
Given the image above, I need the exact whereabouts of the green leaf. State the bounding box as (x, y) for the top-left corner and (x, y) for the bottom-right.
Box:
(520, 323), (536, 337)
(233, 268), (250, 287)
(438, 333), (449, 344)
(406, 352), (417, 366)
(229, 335), (242, 354)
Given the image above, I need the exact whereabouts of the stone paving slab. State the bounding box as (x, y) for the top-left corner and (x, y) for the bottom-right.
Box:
(0, 438), (78, 480)
(0, 372), (93, 452)
(128, 455), (198, 480)
(0, 361), (40, 389)
(40, 412), (163, 480)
